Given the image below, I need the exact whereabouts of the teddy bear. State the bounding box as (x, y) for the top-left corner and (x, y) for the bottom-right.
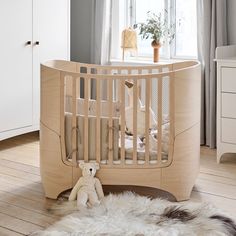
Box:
(68, 162), (104, 208)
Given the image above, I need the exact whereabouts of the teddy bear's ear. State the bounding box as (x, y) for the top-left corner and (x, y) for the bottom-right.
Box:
(79, 162), (85, 169)
(94, 163), (100, 170)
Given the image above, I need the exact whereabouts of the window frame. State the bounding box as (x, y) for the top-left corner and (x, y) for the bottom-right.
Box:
(128, 0), (197, 60)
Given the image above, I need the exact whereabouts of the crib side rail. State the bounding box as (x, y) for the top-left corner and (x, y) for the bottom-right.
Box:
(58, 64), (175, 169)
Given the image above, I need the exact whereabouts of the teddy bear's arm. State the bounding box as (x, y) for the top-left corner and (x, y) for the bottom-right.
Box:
(68, 178), (83, 201)
(95, 178), (104, 200)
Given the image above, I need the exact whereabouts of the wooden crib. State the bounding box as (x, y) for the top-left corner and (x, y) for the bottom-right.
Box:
(40, 60), (201, 201)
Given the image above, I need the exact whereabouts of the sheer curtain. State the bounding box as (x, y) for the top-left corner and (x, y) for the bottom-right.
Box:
(197, 0), (228, 148)
(90, 0), (113, 65)
(90, 0), (113, 99)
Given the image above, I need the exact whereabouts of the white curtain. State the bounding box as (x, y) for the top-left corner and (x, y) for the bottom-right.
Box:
(197, 0), (228, 148)
(90, 0), (113, 99)
(90, 0), (113, 65)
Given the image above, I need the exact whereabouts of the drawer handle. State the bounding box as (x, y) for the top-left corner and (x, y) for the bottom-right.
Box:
(35, 41), (40, 45)
(26, 41), (31, 45)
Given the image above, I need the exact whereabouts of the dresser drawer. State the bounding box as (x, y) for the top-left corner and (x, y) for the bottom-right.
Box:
(222, 93), (236, 118)
(221, 118), (236, 144)
(222, 67), (236, 93)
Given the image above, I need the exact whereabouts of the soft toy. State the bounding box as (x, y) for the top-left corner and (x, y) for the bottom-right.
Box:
(148, 121), (170, 154)
(125, 80), (157, 136)
(68, 162), (104, 208)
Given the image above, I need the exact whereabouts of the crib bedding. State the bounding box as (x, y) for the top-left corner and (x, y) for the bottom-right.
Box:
(121, 132), (168, 161)
(65, 113), (120, 161)
(65, 112), (170, 163)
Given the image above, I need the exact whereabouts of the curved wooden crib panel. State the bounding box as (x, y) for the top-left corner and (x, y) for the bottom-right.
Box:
(40, 60), (201, 201)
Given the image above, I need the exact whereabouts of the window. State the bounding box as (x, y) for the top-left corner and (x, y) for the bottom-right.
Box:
(174, 0), (197, 58)
(111, 0), (197, 60)
(132, 0), (166, 57)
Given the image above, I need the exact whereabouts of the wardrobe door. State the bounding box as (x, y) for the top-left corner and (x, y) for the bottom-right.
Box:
(0, 0), (33, 135)
(33, 0), (70, 125)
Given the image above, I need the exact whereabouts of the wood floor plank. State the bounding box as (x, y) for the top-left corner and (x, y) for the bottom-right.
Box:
(0, 174), (44, 194)
(0, 153), (39, 167)
(0, 190), (57, 218)
(0, 145), (38, 155)
(0, 132), (38, 147)
(0, 202), (55, 227)
(0, 212), (43, 235)
(0, 181), (45, 203)
(198, 172), (236, 186)
(200, 154), (236, 179)
(0, 159), (40, 175)
(194, 178), (236, 200)
(200, 167), (236, 180)
(0, 226), (24, 236)
(0, 165), (40, 182)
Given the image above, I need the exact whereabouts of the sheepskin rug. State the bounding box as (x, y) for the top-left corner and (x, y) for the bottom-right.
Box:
(32, 192), (236, 236)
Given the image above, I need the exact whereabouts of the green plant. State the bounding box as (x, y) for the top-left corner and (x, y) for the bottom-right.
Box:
(134, 11), (175, 44)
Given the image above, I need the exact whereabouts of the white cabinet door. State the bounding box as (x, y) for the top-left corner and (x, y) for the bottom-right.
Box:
(33, 0), (70, 125)
(0, 0), (33, 133)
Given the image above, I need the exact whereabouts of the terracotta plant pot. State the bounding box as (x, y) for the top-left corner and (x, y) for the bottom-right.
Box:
(151, 40), (161, 63)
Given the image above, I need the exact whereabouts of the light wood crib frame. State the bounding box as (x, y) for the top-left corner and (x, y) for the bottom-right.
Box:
(40, 60), (201, 201)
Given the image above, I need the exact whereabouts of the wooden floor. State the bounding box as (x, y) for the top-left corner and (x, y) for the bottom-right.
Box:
(0, 132), (235, 235)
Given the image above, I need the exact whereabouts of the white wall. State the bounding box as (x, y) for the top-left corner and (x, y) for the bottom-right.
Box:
(227, 0), (236, 45)
(71, 0), (93, 63)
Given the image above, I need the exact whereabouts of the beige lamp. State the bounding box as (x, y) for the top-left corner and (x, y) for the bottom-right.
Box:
(121, 27), (137, 60)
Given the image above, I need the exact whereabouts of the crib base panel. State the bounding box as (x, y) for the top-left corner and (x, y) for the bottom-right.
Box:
(161, 123), (200, 201)
(40, 125), (199, 202)
(40, 125), (199, 201)
(40, 123), (73, 199)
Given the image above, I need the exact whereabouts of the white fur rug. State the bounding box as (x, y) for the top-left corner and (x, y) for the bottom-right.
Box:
(32, 192), (236, 236)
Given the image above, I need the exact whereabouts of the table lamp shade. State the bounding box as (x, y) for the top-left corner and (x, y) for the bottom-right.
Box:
(121, 27), (137, 60)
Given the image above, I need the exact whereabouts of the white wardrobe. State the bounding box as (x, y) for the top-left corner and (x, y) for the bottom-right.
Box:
(0, 0), (70, 140)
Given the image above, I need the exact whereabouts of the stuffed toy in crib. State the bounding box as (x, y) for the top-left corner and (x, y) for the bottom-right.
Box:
(68, 162), (104, 208)
(125, 80), (157, 136)
(124, 80), (170, 154)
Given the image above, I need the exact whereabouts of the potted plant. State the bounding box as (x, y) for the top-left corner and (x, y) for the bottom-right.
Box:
(134, 11), (175, 62)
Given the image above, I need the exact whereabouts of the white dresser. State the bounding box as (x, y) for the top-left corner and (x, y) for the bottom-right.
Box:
(216, 45), (236, 163)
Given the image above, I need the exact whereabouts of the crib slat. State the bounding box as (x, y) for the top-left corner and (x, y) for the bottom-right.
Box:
(60, 73), (67, 164)
(108, 78), (113, 165)
(96, 78), (101, 163)
(120, 79), (125, 165)
(116, 69), (121, 101)
(133, 79), (138, 164)
(87, 67), (91, 99)
(75, 66), (81, 163)
(76, 65), (81, 99)
(84, 77), (89, 162)
(145, 78), (151, 164)
(127, 69), (132, 106)
(106, 69), (111, 101)
(157, 78), (163, 163)
(77, 77), (80, 99)
(168, 73), (175, 162)
(72, 77), (77, 166)
(138, 69), (142, 100)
